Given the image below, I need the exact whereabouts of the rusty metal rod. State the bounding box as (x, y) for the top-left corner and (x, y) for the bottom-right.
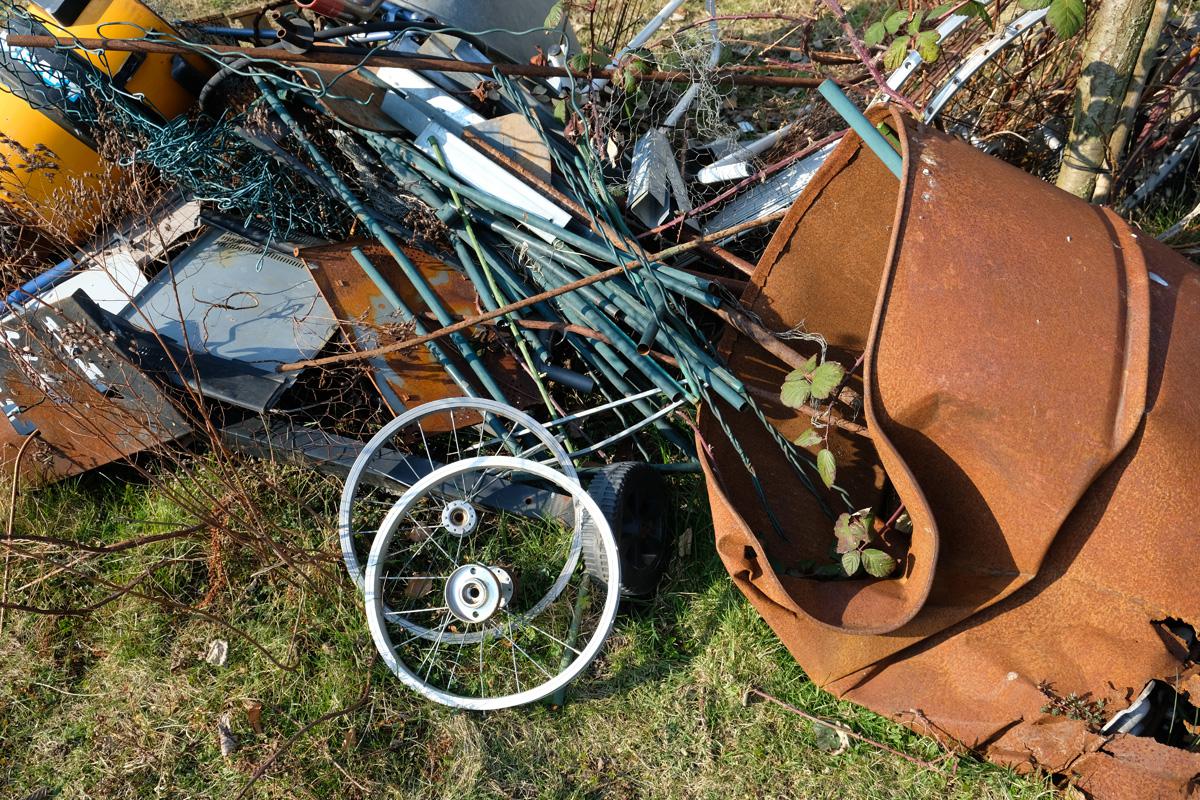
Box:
(8, 34), (827, 88)
(745, 689), (944, 771)
(278, 212), (788, 373)
(743, 384), (870, 437)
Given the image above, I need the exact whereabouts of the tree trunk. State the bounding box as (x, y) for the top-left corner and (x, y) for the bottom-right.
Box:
(1091, 0), (1172, 204)
(1055, 0), (1158, 200)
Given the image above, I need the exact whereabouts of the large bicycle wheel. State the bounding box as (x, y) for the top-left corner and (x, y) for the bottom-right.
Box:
(363, 456), (620, 709)
(339, 397), (576, 588)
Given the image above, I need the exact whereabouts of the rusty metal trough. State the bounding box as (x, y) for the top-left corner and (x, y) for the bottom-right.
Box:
(700, 107), (1200, 797)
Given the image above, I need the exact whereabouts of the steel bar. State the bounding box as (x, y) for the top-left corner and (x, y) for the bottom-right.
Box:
(254, 77), (509, 402)
(7, 34), (828, 88)
(817, 80), (902, 178)
(279, 215), (792, 374)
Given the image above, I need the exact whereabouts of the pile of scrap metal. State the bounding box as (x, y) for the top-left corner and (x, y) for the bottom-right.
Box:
(2, 0), (1200, 795)
(0, 0), (756, 713)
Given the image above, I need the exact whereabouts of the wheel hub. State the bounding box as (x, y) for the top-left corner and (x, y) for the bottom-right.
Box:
(445, 564), (512, 623)
(441, 500), (478, 537)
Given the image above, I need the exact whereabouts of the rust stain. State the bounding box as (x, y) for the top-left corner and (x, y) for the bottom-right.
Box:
(301, 241), (534, 426)
(702, 109), (1200, 797)
(0, 294), (191, 487)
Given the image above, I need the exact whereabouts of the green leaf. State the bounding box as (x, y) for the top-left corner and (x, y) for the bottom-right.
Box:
(835, 510), (872, 553)
(964, 1), (991, 19)
(817, 448), (837, 488)
(543, 1), (563, 28)
(928, 3), (954, 17)
(895, 511), (913, 534)
(906, 10), (924, 35)
(884, 9), (908, 34)
(794, 427), (823, 448)
(568, 52), (590, 71)
(808, 361), (845, 400)
(833, 512), (855, 553)
(1046, 0), (1084, 37)
(861, 548), (898, 578)
(883, 35), (911, 70)
(915, 29), (940, 62)
(623, 70), (637, 93)
(864, 20), (887, 47)
(1018, 0), (1051, 8)
(800, 354), (818, 374)
(627, 51), (653, 74)
(552, 99), (567, 122)
(812, 721), (851, 753)
(780, 374), (811, 409)
(841, 549), (862, 576)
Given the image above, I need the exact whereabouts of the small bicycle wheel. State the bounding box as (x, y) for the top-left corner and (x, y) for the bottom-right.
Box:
(364, 456), (620, 709)
(339, 397), (576, 588)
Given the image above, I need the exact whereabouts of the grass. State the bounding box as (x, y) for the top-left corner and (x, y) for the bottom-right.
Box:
(0, 458), (1058, 799)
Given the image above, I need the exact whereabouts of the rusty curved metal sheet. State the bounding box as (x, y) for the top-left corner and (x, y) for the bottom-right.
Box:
(301, 240), (535, 424)
(701, 108), (1200, 796)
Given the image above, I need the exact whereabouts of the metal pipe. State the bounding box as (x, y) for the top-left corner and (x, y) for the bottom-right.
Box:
(8, 35), (827, 88)
(254, 77), (510, 402)
(817, 80), (902, 178)
(2, 256), (74, 313)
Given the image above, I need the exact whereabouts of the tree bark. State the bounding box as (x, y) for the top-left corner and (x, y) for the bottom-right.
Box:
(1091, 0), (1172, 203)
(1055, 0), (1158, 200)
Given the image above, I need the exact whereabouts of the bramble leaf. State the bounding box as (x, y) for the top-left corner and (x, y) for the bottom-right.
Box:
(907, 10), (925, 35)
(835, 510), (873, 552)
(883, 35), (911, 70)
(1046, 0), (1084, 37)
(794, 427), (823, 448)
(964, 0), (991, 19)
(543, 1), (564, 28)
(864, 20), (887, 47)
(780, 372), (811, 408)
(862, 548), (898, 578)
(841, 549), (862, 576)
(916, 29), (940, 63)
(1019, 0), (1051, 8)
(833, 512), (856, 553)
(817, 448), (837, 488)
(884, 9), (908, 34)
(808, 361), (845, 400)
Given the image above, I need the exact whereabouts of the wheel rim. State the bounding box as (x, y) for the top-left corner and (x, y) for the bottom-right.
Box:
(339, 398), (578, 589)
(364, 456), (621, 710)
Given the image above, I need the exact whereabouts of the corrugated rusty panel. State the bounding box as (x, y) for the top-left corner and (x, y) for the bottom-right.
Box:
(0, 292), (191, 486)
(702, 109), (1200, 797)
(300, 240), (534, 422)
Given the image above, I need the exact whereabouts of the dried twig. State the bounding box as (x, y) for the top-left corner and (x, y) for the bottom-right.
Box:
(232, 677), (372, 800)
(1, 430), (39, 634)
(279, 212), (786, 374)
(9, 35), (829, 89)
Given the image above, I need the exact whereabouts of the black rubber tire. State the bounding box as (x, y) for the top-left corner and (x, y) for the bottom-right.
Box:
(581, 462), (670, 599)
